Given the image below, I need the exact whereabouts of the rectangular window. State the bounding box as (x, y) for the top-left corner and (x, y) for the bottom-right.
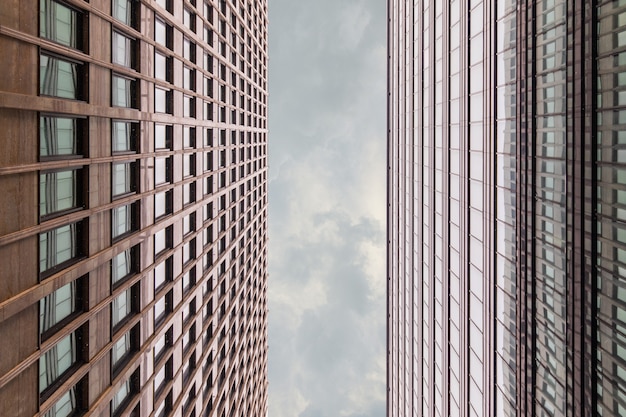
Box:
(111, 331), (130, 368)
(111, 247), (135, 285)
(43, 384), (79, 417)
(111, 378), (131, 416)
(154, 257), (172, 290)
(155, 17), (172, 48)
(154, 190), (172, 219)
(40, 115), (83, 158)
(183, 126), (195, 148)
(112, 161), (135, 197)
(40, 222), (82, 275)
(112, 203), (135, 239)
(40, 0), (83, 50)
(112, 287), (132, 328)
(112, 0), (136, 27)
(155, 86), (172, 113)
(183, 94), (195, 118)
(183, 182), (195, 205)
(40, 54), (84, 100)
(154, 156), (172, 185)
(39, 280), (78, 336)
(154, 124), (172, 150)
(154, 51), (173, 82)
(39, 331), (78, 394)
(183, 66), (195, 91)
(183, 38), (195, 62)
(112, 31), (136, 68)
(153, 327), (172, 360)
(183, 154), (195, 177)
(183, 213), (195, 235)
(40, 169), (81, 217)
(154, 226), (172, 257)
(112, 120), (137, 153)
(182, 267), (195, 292)
(112, 74), (136, 108)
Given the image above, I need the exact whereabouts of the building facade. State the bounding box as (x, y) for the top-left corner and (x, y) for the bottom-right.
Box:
(0, 0), (268, 416)
(388, 1), (626, 416)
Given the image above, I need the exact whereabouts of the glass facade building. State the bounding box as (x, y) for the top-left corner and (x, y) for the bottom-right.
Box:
(0, 0), (268, 416)
(388, 0), (626, 416)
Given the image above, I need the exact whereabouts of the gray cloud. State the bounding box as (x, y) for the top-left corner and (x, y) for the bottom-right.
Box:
(268, 0), (387, 416)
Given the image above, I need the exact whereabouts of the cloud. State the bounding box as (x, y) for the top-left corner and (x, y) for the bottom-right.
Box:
(267, 0), (387, 416)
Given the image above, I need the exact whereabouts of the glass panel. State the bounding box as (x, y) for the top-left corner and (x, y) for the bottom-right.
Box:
(112, 31), (132, 67)
(40, 116), (78, 157)
(111, 379), (130, 414)
(112, 121), (133, 153)
(40, 54), (79, 99)
(39, 332), (77, 392)
(112, 74), (133, 108)
(43, 385), (77, 417)
(112, 204), (132, 238)
(40, 170), (78, 216)
(40, 0), (79, 49)
(112, 289), (131, 327)
(112, 0), (132, 26)
(112, 162), (132, 196)
(39, 223), (77, 272)
(39, 281), (76, 334)
(111, 249), (132, 284)
(111, 331), (130, 367)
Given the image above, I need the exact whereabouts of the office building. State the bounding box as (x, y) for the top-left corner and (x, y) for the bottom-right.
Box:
(388, 0), (626, 416)
(0, 0), (268, 416)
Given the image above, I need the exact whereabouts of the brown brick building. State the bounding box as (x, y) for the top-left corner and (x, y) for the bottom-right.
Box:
(0, 0), (268, 416)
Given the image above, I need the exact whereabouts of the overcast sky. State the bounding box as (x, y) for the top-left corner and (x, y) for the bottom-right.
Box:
(267, 0), (387, 416)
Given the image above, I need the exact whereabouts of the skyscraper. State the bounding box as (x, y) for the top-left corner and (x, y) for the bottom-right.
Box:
(0, 0), (268, 416)
(388, 1), (626, 416)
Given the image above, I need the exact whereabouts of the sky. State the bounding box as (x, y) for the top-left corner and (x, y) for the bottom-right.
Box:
(267, 1), (387, 416)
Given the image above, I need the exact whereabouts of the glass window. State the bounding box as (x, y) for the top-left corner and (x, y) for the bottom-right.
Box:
(111, 378), (130, 415)
(154, 52), (172, 82)
(155, 191), (171, 219)
(40, 223), (80, 273)
(111, 248), (133, 285)
(154, 226), (171, 256)
(154, 124), (171, 150)
(43, 384), (78, 417)
(40, 169), (79, 217)
(40, 0), (82, 49)
(154, 258), (169, 290)
(183, 66), (194, 90)
(183, 95), (195, 118)
(40, 54), (82, 100)
(112, 0), (134, 26)
(111, 331), (131, 368)
(112, 74), (135, 108)
(112, 288), (132, 327)
(155, 17), (171, 48)
(155, 86), (171, 113)
(154, 295), (166, 323)
(39, 332), (78, 393)
(40, 281), (77, 335)
(155, 157), (171, 185)
(183, 38), (194, 62)
(112, 162), (134, 197)
(40, 116), (80, 157)
(112, 31), (134, 68)
(112, 121), (136, 153)
(112, 204), (133, 239)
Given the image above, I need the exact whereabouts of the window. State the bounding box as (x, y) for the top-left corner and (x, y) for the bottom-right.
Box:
(182, 267), (195, 292)
(112, 161), (136, 197)
(183, 126), (195, 148)
(154, 291), (172, 324)
(183, 8), (195, 31)
(154, 226), (172, 256)
(112, 31), (136, 68)
(154, 357), (172, 395)
(183, 66), (195, 91)
(155, 86), (172, 113)
(111, 378), (131, 416)
(154, 51), (173, 82)
(40, 53), (84, 100)
(155, 124), (172, 150)
(112, 120), (137, 153)
(40, 280), (79, 336)
(154, 257), (172, 290)
(40, 169), (82, 217)
(40, 222), (82, 274)
(112, 0), (136, 27)
(183, 213), (195, 235)
(154, 190), (172, 219)
(112, 287), (133, 328)
(111, 247), (135, 285)
(183, 37), (195, 62)
(40, 115), (83, 158)
(183, 94), (195, 118)
(43, 384), (79, 417)
(40, 0), (83, 50)
(111, 327), (135, 369)
(154, 327), (172, 360)
(183, 182), (195, 205)
(183, 154), (195, 177)
(39, 331), (79, 394)
(155, 156), (172, 185)
(112, 74), (136, 108)
(182, 239), (195, 264)
(155, 17), (172, 48)
(112, 203), (135, 239)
